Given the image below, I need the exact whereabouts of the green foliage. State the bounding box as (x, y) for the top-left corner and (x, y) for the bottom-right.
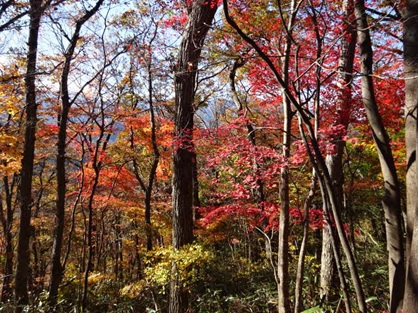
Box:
(301, 306), (324, 313)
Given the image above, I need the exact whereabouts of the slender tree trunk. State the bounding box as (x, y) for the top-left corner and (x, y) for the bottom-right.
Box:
(169, 1), (218, 312)
(298, 117), (353, 313)
(145, 48), (160, 251)
(403, 0), (418, 311)
(81, 132), (110, 312)
(277, 1), (299, 311)
(354, 1), (405, 311)
(48, 1), (105, 306)
(295, 6), (325, 306)
(294, 177), (317, 313)
(81, 162), (100, 313)
(278, 95), (291, 313)
(321, 0), (356, 303)
(14, 2), (43, 311)
(130, 54), (160, 252)
(1, 175), (16, 302)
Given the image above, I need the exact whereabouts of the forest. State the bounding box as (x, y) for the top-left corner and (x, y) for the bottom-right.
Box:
(0, 0), (417, 312)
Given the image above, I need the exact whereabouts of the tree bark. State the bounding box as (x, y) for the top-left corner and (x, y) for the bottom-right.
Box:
(14, 1), (43, 311)
(294, 177), (317, 313)
(321, 0), (356, 303)
(48, 1), (104, 307)
(354, 1), (405, 311)
(403, 0), (418, 311)
(277, 1), (299, 311)
(0, 175), (16, 302)
(169, 1), (218, 312)
(145, 39), (160, 251)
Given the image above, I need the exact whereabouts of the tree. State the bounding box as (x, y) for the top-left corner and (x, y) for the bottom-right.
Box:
(48, 0), (105, 307)
(14, 1), (47, 311)
(354, 0), (404, 311)
(320, 0), (356, 304)
(170, 1), (218, 312)
(403, 0), (418, 311)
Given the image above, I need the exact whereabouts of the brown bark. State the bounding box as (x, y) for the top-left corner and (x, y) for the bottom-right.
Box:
(145, 36), (160, 251)
(354, 1), (405, 311)
(277, 1), (299, 311)
(169, 1), (218, 312)
(14, 1), (43, 311)
(48, 1), (105, 307)
(403, 0), (418, 311)
(0, 175), (16, 302)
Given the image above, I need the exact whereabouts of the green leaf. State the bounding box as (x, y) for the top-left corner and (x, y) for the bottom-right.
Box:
(301, 307), (323, 313)
(366, 296), (378, 303)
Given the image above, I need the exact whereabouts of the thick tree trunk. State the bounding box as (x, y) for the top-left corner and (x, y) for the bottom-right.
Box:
(320, 225), (335, 301)
(354, 1), (405, 311)
(169, 2), (218, 312)
(14, 2), (43, 311)
(403, 0), (418, 311)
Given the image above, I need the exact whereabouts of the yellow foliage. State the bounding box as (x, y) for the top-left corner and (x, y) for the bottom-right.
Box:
(87, 272), (116, 285)
(143, 244), (213, 291)
(0, 133), (22, 175)
(0, 62), (25, 176)
(120, 280), (147, 298)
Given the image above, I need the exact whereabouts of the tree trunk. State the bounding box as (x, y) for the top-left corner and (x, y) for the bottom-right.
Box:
(354, 1), (405, 311)
(14, 1), (43, 311)
(278, 96), (291, 313)
(169, 1), (218, 312)
(1, 175), (16, 302)
(145, 49), (160, 251)
(294, 177), (317, 313)
(321, 1), (356, 300)
(403, 0), (418, 311)
(277, 1), (299, 311)
(48, 1), (105, 307)
(298, 118), (353, 313)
